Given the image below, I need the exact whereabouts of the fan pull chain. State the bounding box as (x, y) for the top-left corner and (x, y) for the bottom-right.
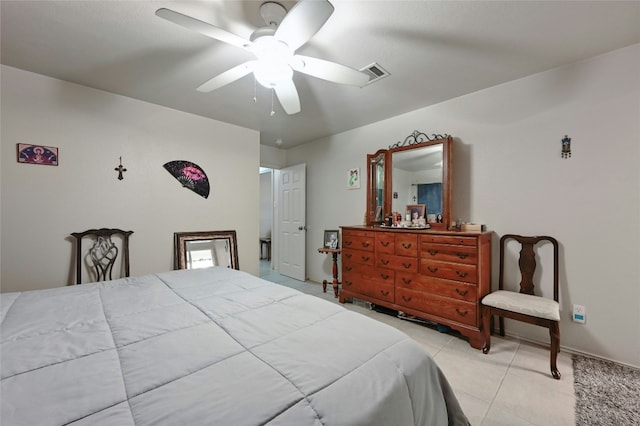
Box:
(270, 89), (275, 116)
(253, 77), (257, 103)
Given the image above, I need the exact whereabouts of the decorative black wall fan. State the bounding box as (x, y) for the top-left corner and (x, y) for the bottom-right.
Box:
(163, 160), (210, 199)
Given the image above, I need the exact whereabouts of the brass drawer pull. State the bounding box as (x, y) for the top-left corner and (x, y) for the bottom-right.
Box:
(344, 253), (352, 259)
(362, 242), (370, 248)
(428, 249), (438, 256)
(380, 273), (390, 280)
(381, 259), (390, 265)
(427, 266), (438, 273)
(455, 288), (468, 296)
(361, 256), (370, 262)
(344, 241), (352, 246)
(455, 271), (468, 278)
(402, 243), (412, 249)
(402, 262), (412, 269)
(402, 295), (412, 302)
(345, 266), (353, 271)
(402, 277), (412, 285)
(380, 290), (390, 297)
(344, 281), (352, 287)
(381, 241), (390, 247)
(456, 308), (469, 317)
(457, 253), (469, 259)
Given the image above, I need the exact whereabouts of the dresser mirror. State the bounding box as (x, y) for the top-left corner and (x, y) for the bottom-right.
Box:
(366, 135), (452, 230)
(174, 230), (239, 270)
(366, 149), (388, 224)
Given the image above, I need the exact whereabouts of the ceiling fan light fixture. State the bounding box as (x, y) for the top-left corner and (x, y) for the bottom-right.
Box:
(251, 35), (294, 88)
(254, 61), (293, 88)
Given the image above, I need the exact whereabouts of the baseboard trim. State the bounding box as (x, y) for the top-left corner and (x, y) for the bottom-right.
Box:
(501, 331), (639, 370)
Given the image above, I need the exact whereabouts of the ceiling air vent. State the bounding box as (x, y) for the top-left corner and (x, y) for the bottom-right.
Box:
(360, 62), (390, 85)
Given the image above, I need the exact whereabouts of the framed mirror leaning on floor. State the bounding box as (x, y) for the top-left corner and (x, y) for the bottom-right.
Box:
(174, 230), (239, 270)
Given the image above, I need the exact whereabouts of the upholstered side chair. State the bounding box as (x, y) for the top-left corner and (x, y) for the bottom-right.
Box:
(481, 234), (561, 379)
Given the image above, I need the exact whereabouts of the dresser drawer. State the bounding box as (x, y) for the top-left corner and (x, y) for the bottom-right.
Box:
(420, 235), (477, 247)
(343, 263), (395, 286)
(376, 233), (395, 254)
(421, 259), (477, 284)
(342, 248), (374, 266)
(395, 273), (477, 302)
(377, 254), (418, 273)
(396, 234), (418, 257)
(342, 278), (394, 303)
(420, 243), (477, 265)
(342, 229), (374, 238)
(396, 288), (477, 326)
(342, 234), (375, 251)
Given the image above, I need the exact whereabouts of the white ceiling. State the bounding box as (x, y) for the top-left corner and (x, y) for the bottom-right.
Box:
(2, 1), (639, 148)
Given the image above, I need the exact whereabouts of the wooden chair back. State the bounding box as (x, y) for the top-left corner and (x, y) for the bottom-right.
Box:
(71, 228), (133, 284)
(499, 234), (559, 300)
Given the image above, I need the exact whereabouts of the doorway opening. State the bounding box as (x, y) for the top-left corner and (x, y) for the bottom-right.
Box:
(259, 167), (273, 277)
(259, 163), (306, 281)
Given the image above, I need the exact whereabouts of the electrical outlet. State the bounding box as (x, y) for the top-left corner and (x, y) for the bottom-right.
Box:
(573, 304), (586, 323)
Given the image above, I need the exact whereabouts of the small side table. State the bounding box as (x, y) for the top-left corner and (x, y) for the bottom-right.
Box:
(317, 247), (341, 298)
(260, 238), (271, 261)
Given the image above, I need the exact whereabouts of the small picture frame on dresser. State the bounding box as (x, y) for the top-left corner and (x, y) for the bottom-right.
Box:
(406, 204), (426, 221)
(324, 230), (339, 249)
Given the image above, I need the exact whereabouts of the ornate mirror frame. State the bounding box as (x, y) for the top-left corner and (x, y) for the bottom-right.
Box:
(366, 149), (390, 225)
(174, 230), (239, 270)
(367, 133), (453, 230)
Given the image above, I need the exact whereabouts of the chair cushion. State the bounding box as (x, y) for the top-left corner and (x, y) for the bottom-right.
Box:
(482, 290), (560, 321)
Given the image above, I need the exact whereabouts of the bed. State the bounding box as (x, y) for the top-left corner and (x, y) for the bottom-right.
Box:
(1, 267), (469, 425)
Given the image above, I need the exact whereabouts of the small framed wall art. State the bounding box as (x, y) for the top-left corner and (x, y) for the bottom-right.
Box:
(17, 144), (59, 166)
(348, 167), (360, 189)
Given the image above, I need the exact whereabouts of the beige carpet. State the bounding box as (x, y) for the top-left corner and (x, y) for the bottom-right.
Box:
(573, 354), (640, 425)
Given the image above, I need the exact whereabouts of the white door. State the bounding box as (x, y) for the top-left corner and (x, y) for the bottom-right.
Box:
(278, 163), (306, 281)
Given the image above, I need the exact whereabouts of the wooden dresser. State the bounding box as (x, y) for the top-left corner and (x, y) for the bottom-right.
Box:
(340, 225), (491, 349)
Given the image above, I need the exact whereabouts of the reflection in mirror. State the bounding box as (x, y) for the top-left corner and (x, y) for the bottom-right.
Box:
(392, 144), (443, 223)
(174, 230), (239, 270)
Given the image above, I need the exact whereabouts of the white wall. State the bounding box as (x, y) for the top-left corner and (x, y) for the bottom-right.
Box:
(259, 144), (286, 170)
(286, 45), (640, 367)
(1, 65), (260, 292)
(259, 170), (273, 239)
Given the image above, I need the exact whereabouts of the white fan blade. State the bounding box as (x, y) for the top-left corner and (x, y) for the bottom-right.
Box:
(156, 8), (251, 50)
(292, 55), (370, 87)
(197, 61), (257, 93)
(274, 0), (334, 51)
(274, 80), (301, 115)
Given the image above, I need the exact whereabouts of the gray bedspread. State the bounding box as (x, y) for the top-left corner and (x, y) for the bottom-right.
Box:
(1, 267), (469, 425)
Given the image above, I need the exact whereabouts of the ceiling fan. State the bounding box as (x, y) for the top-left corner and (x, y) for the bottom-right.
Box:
(156, 0), (370, 115)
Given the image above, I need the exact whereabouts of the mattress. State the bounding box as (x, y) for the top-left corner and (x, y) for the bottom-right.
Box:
(1, 267), (469, 425)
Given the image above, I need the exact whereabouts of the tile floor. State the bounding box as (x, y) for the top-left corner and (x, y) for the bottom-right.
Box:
(260, 260), (575, 426)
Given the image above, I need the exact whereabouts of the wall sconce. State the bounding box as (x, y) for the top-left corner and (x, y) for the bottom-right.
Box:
(561, 135), (572, 159)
